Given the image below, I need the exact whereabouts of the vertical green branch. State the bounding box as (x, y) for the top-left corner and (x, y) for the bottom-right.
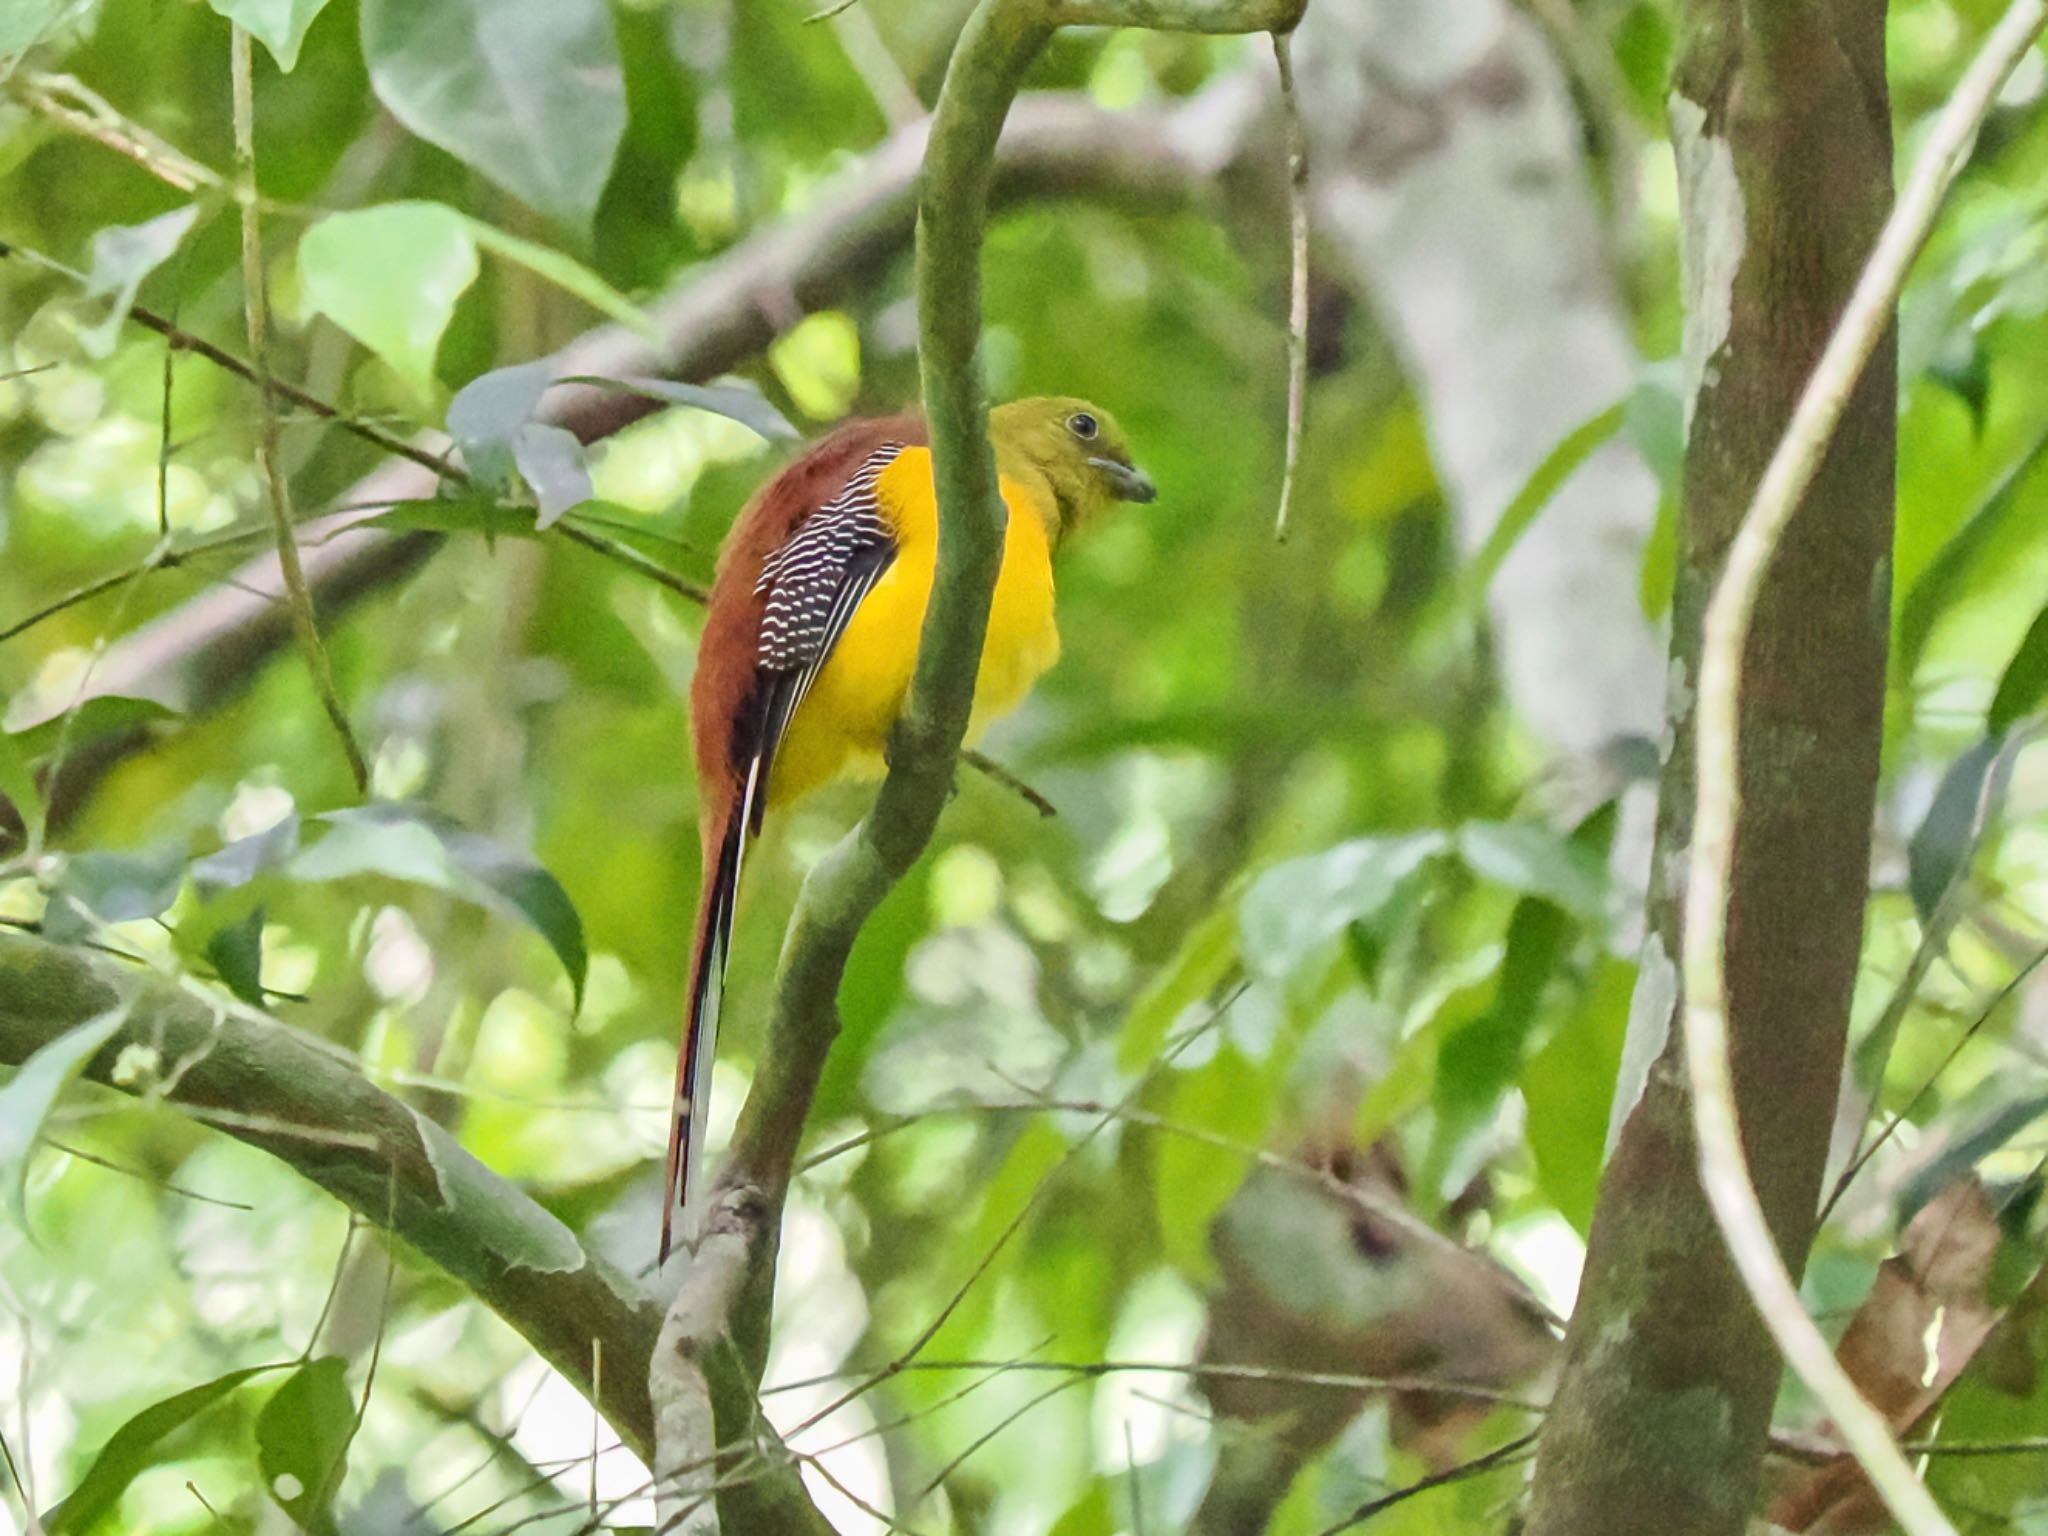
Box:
(229, 27), (368, 795)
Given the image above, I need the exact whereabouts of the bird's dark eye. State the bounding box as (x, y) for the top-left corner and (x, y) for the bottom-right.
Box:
(1067, 412), (1099, 441)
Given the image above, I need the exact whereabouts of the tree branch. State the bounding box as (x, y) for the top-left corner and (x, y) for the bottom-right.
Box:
(1680, 5), (2046, 1534)
(0, 931), (664, 1462)
(646, 5), (1305, 1531)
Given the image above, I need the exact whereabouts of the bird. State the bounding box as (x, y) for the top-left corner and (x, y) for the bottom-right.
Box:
(661, 395), (1156, 1260)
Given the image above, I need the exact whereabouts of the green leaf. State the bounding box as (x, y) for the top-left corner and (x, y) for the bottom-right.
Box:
(293, 804), (586, 1009)
(206, 0), (332, 70)
(298, 203), (479, 394)
(462, 219), (652, 334)
(1157, 1044), (1270, 1282)
(1239, 833), (1445, 981)
(1456, 821), (1608, 917)
(1117, 897), (1241, 1071)
(1524, 957), (1634, 1233)
(206, 904), (267, 1006)
(1988, 605), (2048, 736)
(447, 362), (553, 490)
(43, 847), (187, 944)
(359, 0), (625, 230)
(191, 814), (300, 892)
(0, 727), (43, 835)
(256, 1357), (357, 1536)
(5, 696), (181, 760)
(0, 1005), (129, 1234)
(1907, 736), (2006, 922)
(512, 422), (593, 529)
(558, 374), (800, 441)
(1897, 426), (2048, 688)
(81, 205), (201, 358)
(1456, 398), (1626, 617)
(43, 1364), (289, 1534)
(1, 0), (75, 58)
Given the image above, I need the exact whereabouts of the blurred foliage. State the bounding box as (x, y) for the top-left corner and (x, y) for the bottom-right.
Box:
(3, 1), (2048, 1533)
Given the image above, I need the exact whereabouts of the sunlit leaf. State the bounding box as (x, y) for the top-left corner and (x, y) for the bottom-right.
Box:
(1, 0), (77, 57)
(359, 0), (625, 229)
(42, 1364), (289, 1534)
(1896, 426), (2048, 688)
(256, 1356), (357, 1536)
(1456, 821), (1607, 917)
(1157, 1045), (1269, 1282)
(559, 374), (800, 441)
(298, 203), (479, 394)
(1524, 957), (1634, 1233)
(207, 0), (332, 70)
(80, 204), (200, 358)
(4, 696), (181, 759)
(293, 804), (587, 1008)
(1117, 897), (1241, 1071)
(1240, 833), (1445, 981)
(0, 1004), (129, 1235)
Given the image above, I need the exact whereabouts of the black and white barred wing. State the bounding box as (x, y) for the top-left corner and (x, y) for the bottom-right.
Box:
(741, 440), (904, 834)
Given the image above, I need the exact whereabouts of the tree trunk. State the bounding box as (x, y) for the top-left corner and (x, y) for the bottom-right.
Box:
(1524, 6), (1895, 1534)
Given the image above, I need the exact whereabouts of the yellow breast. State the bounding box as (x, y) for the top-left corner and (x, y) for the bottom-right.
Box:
(765, 446), (1060, 808)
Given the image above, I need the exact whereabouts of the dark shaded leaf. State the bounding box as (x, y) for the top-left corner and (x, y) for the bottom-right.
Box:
(0, 726), (42, 833)
(43, 847), (187, 943)
(0, 1005), (129, 1234)
(1907, 736), (2004, 921)
(558, 374), (799, 441)
(256, 1357), (357, 1536)
(359, 0), (625, 229)
(43, 1364), (289, 1534)
(1988, 605), (2048, 736)
(206, 904), (267, 1007)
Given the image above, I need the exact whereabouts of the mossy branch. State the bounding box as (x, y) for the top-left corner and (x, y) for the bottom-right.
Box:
(0, 931), (663, 1461)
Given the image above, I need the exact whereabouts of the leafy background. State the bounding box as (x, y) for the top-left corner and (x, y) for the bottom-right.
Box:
(3, 0), (2048, 1532)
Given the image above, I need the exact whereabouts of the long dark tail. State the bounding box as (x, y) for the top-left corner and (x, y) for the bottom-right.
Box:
(660, 796), (749, 1263)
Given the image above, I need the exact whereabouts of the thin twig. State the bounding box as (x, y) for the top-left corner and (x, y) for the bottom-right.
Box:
(229, 27), (367, 793)
(1824, 939), (2048, 1218)
(1317, 1430), (1539, 1534)
(1270, 26), (1309, 542)
(959, 747), (1056, 816)
(1680, 5), (2048, 1534)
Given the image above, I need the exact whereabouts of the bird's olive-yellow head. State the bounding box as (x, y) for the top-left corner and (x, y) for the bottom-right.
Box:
(989, 395), (1155, 538)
